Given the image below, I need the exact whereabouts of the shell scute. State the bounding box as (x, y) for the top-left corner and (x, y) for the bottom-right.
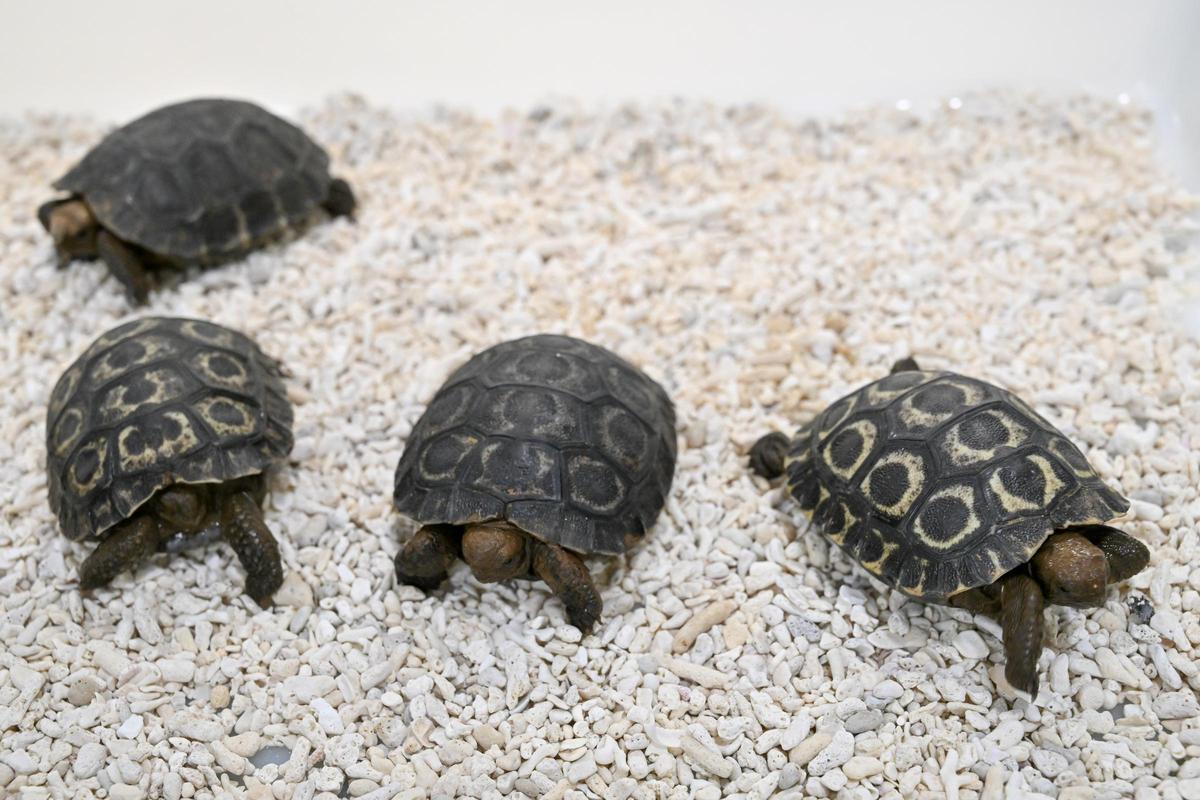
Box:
(134, 164), (188, 217)
(857, 443), (932, 523)
(590, 401), (654, 477)
(116, 410), (202, 474)
(890, 375), (987, 436)
(96, 366), (195, 425)
(468, 439), (563, 502)
(981, 448), (1077, 521)
(418, 431), (482, 484)
(821, 415), (881, 484)
(932, 405), (1032, 470)
(84, 333), (183, 388)
(565, 452), (629, 515)
(814, 394), (858, 442)
(860, 369), (941, 410)
(186, 349), (252, 392)
(910, 479), (989, 553)
(473, 386), (583, 443)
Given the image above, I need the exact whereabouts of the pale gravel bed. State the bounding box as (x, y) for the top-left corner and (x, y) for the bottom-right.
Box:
(1, 92), (1199, 800)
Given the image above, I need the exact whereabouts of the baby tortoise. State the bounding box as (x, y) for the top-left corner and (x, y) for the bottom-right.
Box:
(46, 317), (294, 606)
(751, 358), (1149, 695)
(39, 98), (355, 303)
(393, 334), (677, 632)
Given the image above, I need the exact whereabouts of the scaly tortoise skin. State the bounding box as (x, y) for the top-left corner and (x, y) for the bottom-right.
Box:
(751, 361), (1150, 695)
(47, 316), (294, 605)
(393, 334), (677, 631)
(39, 98), (355, 303)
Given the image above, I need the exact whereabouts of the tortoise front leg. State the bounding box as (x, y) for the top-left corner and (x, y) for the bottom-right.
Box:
(79, 515), (161, 590)
(96, 230), (153, 305)
(531, 541), (602, 633)
(1076, 525), (1151, 583)
(395, 525), (461, 591)
(1000, 571), (1045, 697)
(220, 491), (283, 608)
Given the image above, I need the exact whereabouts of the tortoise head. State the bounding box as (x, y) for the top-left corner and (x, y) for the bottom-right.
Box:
(1031, 530), (1108, 608)
(39, 198), (99, 264)
(462, 523), (530, 583)
(153, 485), (210, 533)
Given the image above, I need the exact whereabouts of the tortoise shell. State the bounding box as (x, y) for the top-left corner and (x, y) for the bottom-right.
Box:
(46, 316), (293, 541)
(784, 370), (1129, 601)
(54, 98), (336, 262)
(393, 335), (677, 556)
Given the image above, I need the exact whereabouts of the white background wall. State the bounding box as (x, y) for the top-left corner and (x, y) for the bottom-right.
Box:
(2, 0), (1197, 184)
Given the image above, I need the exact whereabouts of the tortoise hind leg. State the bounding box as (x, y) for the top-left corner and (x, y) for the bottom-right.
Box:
(220, 492), (284, 608)
(531, 541), (602, 633)
(96, 230), (153, 305)
(79, 516), (161, 590)
(1076, 525), (1150, 583)
(395, 525), (461, 591)
(322, 177), (356, 219)
(1000, 572), (1045, 696)
(891, 357), (920, 373)
(749, 432), (789, 479)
